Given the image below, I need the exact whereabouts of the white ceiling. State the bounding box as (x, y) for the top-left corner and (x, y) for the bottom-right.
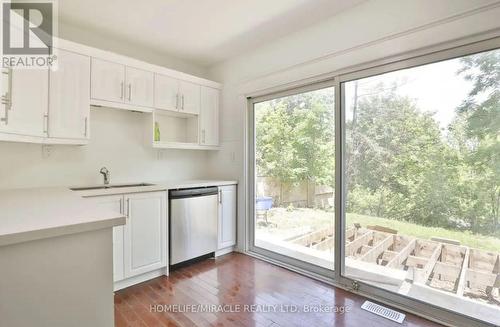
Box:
(59, 0), (366, 67)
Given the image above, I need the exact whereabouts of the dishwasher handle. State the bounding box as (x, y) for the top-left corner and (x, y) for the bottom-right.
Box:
(169, 186), (218, 199)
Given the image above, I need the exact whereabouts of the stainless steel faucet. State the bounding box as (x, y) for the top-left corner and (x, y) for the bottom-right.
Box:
(100, 167), (110, 185)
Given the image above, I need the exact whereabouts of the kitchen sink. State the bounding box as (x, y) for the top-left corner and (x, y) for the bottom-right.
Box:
(70, 183), (155, 191)
(109, 183), (155, 188)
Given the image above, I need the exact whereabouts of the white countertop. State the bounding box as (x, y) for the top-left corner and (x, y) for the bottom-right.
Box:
(0, 187), (126, 247)
(0, 179), (237, 247)
(75, 179), (238, 197)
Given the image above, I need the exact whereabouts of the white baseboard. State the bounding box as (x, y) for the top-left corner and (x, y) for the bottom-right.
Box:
(215, 246), (235, 257)
(114, 267), (168, 291)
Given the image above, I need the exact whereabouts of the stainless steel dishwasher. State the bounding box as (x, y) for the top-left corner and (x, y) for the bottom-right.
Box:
(169, 186), (219, 265)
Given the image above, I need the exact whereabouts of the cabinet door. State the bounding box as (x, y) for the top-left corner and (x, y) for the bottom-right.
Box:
(179, 80), (200, 115)
(124, 192), (167, 278)
(125, 67), (154, 107)
(49, 49), (90, 139)
(218, 185), (237, 249)
(91, 58), (125, 103)
(199, 86), (219, 146)
(0, 68), (48, 137)
(92, 195), (125, 282)
(154, 74), (179, 112)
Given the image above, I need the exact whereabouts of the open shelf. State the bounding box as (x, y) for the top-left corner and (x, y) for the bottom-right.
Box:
(148, 110), (219, 151)
(152, 110), (198, 143)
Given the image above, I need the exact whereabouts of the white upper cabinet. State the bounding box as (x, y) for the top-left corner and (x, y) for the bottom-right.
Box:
(124, 192), (167, 278)
(49, 49), (90, 140)
(0, 68), (48, 138)
(218, 185), (237, 250)
(125, 67), (154, 107)
(179, 80), (200, 115)
(0, 38), (221, 147)
(91, 58), (125, 103)
(154, 74), (179, 112)
(91, 58), (154, 109)
(199, 86), (219, 146)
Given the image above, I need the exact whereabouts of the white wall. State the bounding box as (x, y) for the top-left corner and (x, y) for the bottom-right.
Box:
(58, 22), (209, 78)
(0, 22), (212, 191)
(0, 108), (209, 190)
(205, 0), (500, 250)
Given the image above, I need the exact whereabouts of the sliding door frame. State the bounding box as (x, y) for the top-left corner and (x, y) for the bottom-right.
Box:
(247, 35), (500, 327)
(247, 79), (337, 279)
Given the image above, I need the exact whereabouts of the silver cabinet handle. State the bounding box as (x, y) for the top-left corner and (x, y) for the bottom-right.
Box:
(120, 81), (124, 100)
(181, 94), (184, 110)
(1, 69), (12, 124)
(84, 117), (88, 137)
(175, 93), (179, 109)
(43, 113), (49, 135)
(126, 198), (131, 220)
(218, 189), (222, 204)
(0, 95), (9, 124)
(5, 68), (12, 111)
(202, 129), (206, 143)
(128, 83), (132, 101)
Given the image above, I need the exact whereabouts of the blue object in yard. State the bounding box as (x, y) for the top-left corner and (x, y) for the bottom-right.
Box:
(256, 196), (273, 210)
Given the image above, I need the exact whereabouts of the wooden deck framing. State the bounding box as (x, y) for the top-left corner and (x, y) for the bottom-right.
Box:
(290, 224), (500, 304)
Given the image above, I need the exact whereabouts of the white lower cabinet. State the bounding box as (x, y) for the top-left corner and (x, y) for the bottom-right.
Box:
(93, 191), (167, 284)
(93, 195), (125, 281)
(218, 185), (237, 250)
(124, 192), (167, 278)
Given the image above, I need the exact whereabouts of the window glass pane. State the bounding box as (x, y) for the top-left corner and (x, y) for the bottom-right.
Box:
(254, 86), (335, 271)
(343, 48), (500, 325)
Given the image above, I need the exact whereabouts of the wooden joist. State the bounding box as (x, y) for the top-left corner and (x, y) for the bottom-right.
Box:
(312, 237), (333, 251)
(466, 268), (500, 289)
(360, 234), (394, 263)
(292, 226), (333, 247)
(367, 225), (398, 234)
(456, 247), (470, 296)
(406, 255), (429, 268)
(346, 227), (356, 240)
(345, 231), (373, 257)
(387, 239), (416, 269)
(413, 244), (442, 284)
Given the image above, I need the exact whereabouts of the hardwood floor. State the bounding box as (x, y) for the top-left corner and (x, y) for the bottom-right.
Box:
(114, 253), (443, 327)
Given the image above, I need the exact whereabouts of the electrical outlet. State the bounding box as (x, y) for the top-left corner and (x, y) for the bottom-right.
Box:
(230, 151), (236, 162)
(42, 145), (52, 159)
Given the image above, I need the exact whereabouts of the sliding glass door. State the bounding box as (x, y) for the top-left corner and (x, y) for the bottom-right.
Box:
(250, 84), (335, 276)
(248, 38), (499, 326)
(340, 47), (500, 326)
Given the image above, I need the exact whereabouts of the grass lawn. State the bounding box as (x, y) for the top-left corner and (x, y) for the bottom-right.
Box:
(259, 207), (500, 253)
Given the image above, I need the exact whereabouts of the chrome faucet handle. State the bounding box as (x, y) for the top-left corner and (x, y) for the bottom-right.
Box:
(99, 167), (110, 185)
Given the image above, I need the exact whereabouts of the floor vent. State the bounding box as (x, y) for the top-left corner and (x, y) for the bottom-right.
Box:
(361, 301), (405, 324)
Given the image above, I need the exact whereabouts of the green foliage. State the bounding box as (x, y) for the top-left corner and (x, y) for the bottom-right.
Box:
(255, 88), (334, 187)
(256, 49), (499, 237)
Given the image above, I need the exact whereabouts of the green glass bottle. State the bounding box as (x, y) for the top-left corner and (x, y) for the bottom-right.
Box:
(154, 122), (160, 142)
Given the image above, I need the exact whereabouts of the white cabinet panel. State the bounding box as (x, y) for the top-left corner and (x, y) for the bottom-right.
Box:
(154, 74), (179, 112)
(0, 68), (48, 137)
(125, 67), (153, 107)
(179, 80), (200, 115)
(218, 185), (237, 250)
(93, 195), (124, 282)
(49, 49), (90, 140)
(124, 192), (167, 278)
(200, 86), (219, 146)
(91, 58), (125, 103)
